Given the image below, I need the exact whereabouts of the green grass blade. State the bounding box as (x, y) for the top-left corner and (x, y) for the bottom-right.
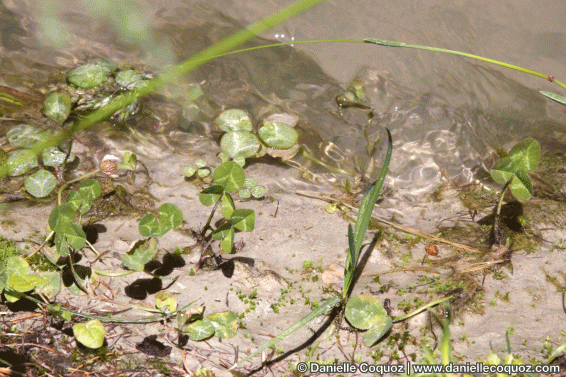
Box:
(343, 224), (356, 298)
(351, 129), (393, 268)
(540, 90), (566, 106)
(230, 295), (341, 370)
(0, 0), (326, 179)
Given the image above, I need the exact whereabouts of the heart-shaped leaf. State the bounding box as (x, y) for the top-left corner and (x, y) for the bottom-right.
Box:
(507, 138), (540, 172)
(220, 227), (235, 253)
(183, 318), (215, 341)
(363, 315), (392, 347)
(121, 238), (158, 271)
(509, 169), (533, 200)
(49, 204), (75, 233)
(73, 320), (106, 349)
(139, 203), (183, 237)
(208, 311), (239, 339)
(231, 209), (255, 232)
(199, 185), (224, 206)
(7, 274), (49, 292)
(214, 161), (245, 192)
(221, 193), (235, 219)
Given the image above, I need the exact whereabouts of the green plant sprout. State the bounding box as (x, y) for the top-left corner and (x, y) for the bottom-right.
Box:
(184, 158), (211, 179)
(231, 129), (452, 370)
(489, 138), (540, 245)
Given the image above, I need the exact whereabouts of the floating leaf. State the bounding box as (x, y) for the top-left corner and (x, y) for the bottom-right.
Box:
(199, 185), (224, 206)
(220, 131), (260, 159)
(258, 122), (298, 149)
(231, 209), (255, 232)
(345, 294), (389, 330)
(214, 161), (245, 192)
(43, 92), (71, 122)
(25, 169), (57, 198)
(215, 109), (253, 132)
(7, 149), (38, 176)
(183, 318), (215, 341)
(73, 320), (106, 349)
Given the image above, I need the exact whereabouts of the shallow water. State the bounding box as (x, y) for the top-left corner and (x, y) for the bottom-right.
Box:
(1, 0), (565, 196)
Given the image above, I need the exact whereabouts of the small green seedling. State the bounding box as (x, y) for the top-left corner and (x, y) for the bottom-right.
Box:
(184, 158), (211, 179)
(197, 161), (258, 253)
(73, 319), (106, 349)
(489, 138), (540, 244)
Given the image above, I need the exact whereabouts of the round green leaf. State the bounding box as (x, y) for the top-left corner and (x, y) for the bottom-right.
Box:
(258, 122), (298, 149)
(215, 109), (253, 132)
(231, 209), (255, 232)
(7, 149), (38, 176)
(507, 138), (540, 172)
(244, 178), (257, 188)
(138, 213), (160, 237)
(68, 60), (114, 88)
(65, 223), (87, 250)
(25, 169), (57, 198)
(345, 294), (388, 330)
(48, 204), (75, 233)
(490, 157), (516, 185)
(208, 311), (239, 339)
(7, 274), (49, 293)
(199, 185), (224, 206)
(195, 158), (207, 168)
(214, 161), (245, 192)
(184, 318), (215, 341)
(73, 319), (106, 349)
(79, 179), (102, 202)
(238, 189), (251, 199)
(220, 131), (260, 159)
(184, 166), (196, 177)
(43, 92), (71, 122)
(5, 256), (29, 277)
(158, 203), (183, 230)
(197, 168), (210, 178)
(250, 185), (265, 198)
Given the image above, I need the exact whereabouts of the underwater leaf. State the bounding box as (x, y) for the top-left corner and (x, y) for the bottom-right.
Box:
(540, 90), (566, 106)
(215, 109), (253, 132)
(183, 318), (215, 341)
(363, 315), (392, 347)
(7, 149), (38, 176)
(42, 147), (75, 167)
(214, 161), (245, 192)
(73, 320), (106, 349)
(509, 169), (533, 200)
(6, 124), (53, 148)
(208, 311), (239, 339)
(221, 193), (236, 219)
(220, 227), (235, 253)
(220, 131), (260, 159)
(121, 238), (158, 271)
(67, 60), (114, 88)
(231, 209), (255, 232)
(43, 92), (71, 122)
(507, 138), (540, 172)
(258, 122), (298, 149)
(115, 69), (142, 88)
(345, 294), (388, 330)
(25, 169), (57, 198)
(199, 185), (224, 206)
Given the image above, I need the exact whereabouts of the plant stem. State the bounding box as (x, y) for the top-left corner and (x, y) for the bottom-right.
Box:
(392, 296), (452, 323)
(491, 178), (512, 246)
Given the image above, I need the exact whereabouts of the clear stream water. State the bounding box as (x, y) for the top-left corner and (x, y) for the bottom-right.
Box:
(1, 0), (565, 196)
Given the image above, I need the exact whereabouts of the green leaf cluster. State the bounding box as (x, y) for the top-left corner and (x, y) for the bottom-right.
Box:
(180, 308), (239, 341)
(0, 255), (54, 303)
(198, 161), (256, 253)
(138, 203), (183, 238)
(490, 138), (540, 200)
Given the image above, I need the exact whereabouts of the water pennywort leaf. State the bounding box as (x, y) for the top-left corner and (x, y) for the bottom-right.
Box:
(25, 169), (57, 198)
(220, 131), (260, 159)
(258, 122), (298, 149)
(73, 319), (106, 349)
(214, 161), (245, 192)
